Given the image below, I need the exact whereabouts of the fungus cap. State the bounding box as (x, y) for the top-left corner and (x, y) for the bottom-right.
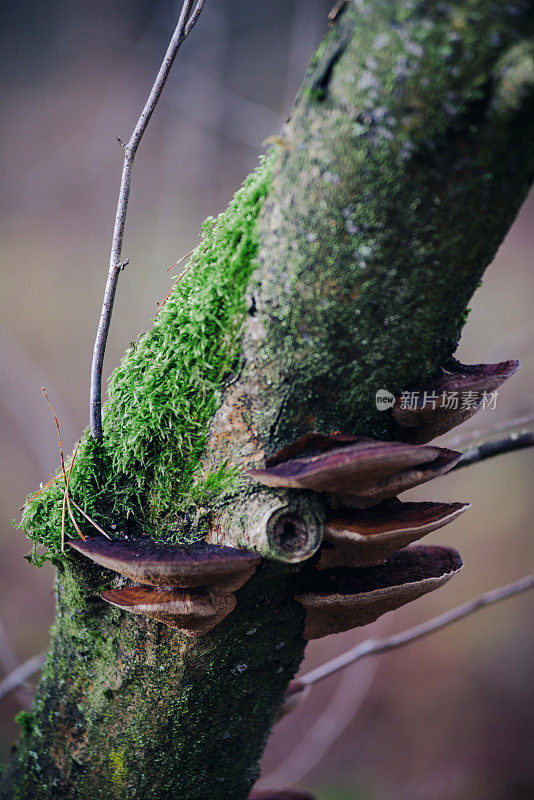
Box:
(248, 434), (461, 507)
(392, 359), (519, 443)
(100, 585), (236, 637)
(318, 499), (469, 569)
(70, 538), (260, 593)
(296, 544), (462, 639)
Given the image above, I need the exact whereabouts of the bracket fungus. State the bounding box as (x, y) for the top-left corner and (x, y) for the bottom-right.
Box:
(318, 498), (469, 569)
(100, 586), (236, 637)
(247, 433), (461, 507)
(392, 359), (519, 443)
(296, 545), (462, 639)
(69, 538), (260, 592)
(69, 537), (260, 636)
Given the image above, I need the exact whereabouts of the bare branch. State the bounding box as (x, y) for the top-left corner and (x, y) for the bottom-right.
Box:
(443, 413), (534, 450)
(0, 653), (46, 704)
(89, 0), (206, 439)
(293, 574), (534, 690)
(452, 430), (534, 471)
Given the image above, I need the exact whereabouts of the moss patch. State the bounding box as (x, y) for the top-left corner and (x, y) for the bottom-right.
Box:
(20, 156), (273, 564)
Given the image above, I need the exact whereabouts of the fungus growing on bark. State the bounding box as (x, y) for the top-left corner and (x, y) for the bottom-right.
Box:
(69, 537), (260, 593)
(318, 498), (469, 569)
(247, 434), (461, 507)
(100, 585), (236, 637)
(296, 545), (462, 639)
(392, 359), (519, 443)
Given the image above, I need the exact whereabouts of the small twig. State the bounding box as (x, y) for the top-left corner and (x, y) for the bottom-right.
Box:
(89, 0), (207, 439)
(51, 477), (111, 540)
(0, 653), (46, 704)
(292, 574), (534, 690)
(452, 430), (534, 471)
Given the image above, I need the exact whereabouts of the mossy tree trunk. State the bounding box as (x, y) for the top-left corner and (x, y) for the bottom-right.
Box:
(2, 2), (534, 799)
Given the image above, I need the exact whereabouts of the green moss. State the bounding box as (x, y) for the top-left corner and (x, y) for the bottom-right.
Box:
(3, 558), (307, 800)
(108, 749), (127, 793)
(20, 156), (273, 563)
(14, 712), (35, 739)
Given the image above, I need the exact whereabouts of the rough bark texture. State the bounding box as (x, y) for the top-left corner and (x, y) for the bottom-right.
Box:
(2, 2), (534, 799)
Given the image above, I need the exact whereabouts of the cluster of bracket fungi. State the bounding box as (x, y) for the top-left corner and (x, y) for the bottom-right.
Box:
(70, 359), (517, 643)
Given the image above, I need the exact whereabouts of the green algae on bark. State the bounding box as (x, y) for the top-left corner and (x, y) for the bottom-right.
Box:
(220, 0), (534, 455)
(2, 556), (308, 800)
(20, 157), (273, 564)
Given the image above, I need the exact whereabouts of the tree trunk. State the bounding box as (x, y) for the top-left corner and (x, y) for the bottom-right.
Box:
(2, 2), (534, 798)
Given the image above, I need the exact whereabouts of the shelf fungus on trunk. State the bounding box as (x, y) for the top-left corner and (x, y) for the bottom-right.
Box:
(318, 498), (469, 569)
(295, 545), (462, 639)
(69, 538), (260, 636)
(100, 586), (236, 637)
(247, 433), (461, 508)
(392, 359), (519, 443)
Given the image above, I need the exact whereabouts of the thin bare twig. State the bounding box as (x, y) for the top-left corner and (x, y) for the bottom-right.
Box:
(0, 653), (46, 704)
(452, 431), (534, 471)
(89, 0), (207, 439)
(292, 574), (534, 690)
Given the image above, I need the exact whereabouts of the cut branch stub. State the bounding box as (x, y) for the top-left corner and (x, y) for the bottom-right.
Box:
(247, 434), (461, 507)
(392, 359), (519, 443)
(210, 489), (324, 563)
(100, 586), (236, 637)
(69, 538), (260, 593)
(318, 498), (469, 569)
(296, 545), (462, 639)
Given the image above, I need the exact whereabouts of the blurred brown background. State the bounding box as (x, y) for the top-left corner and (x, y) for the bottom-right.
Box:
(0, 2), (532, 798)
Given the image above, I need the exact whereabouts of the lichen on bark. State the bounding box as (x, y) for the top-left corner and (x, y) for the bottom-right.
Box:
(3, 2), (534, 799)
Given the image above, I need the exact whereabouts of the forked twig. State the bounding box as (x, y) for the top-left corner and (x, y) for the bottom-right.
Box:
(89, 0), (207, 439)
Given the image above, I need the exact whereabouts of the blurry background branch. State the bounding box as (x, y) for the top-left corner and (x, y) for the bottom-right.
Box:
(292, 574), (534, 692)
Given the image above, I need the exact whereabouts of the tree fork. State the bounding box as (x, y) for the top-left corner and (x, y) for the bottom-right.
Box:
(2, 2), (534, 798)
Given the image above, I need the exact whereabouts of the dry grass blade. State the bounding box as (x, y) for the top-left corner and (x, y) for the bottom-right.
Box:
(42, 388), (82, 549)
(166, 247), (195, 271)
(51, 477), (111, 540)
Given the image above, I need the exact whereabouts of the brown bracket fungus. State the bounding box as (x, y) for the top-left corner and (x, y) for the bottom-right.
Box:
(100, 586), (236, 637)
(210, 489), (324, 563)
(392, 359), (519, 443)
(69, 537), (260, 593)
(296, 544), (462, 639)
(69, 537), (261, 636)
(318, 498), (469, 569)
(247, 433), (461, 507)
